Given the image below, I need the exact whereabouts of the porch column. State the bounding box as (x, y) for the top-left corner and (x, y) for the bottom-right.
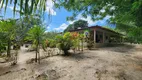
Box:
(103, 32), (105, 43)
(94, 30), (96, 43)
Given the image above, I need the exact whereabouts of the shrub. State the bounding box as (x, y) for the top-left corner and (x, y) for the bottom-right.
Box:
(56, 32), (73, 55)
(86, 40), (94, 50)
(48, 39), (56, 48)
(85, 33), (94, 50)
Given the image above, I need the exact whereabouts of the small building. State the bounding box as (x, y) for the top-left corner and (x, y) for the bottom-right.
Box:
(69, 25), (123, 47)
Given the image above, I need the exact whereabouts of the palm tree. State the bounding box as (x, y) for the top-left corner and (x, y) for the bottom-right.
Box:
(27, 25), (45, 63)
(0, 0), (47, 16)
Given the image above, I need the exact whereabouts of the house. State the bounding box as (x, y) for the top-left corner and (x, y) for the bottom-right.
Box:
(69, 25), (123, 47)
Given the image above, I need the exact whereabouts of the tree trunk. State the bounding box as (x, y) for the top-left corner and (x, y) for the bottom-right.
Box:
(81, 39), (83, 52)
(73, 48), (75, 53)
(64, 50), (69, 56)
(38, 50), (40, 64)
(38, 46), (40, 64)
(35, 44), (38, 63)
(37, 39), (40, 64)
(7, 39), (11, 57)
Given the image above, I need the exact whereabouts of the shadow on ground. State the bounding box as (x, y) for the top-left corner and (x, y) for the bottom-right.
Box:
(64, 52), (97, 61)
(102, 44), (135, 53)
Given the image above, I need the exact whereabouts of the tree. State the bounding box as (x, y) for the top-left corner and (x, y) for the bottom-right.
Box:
(73, 20), (88, 29)
(0, 19), (16, 57)
(17, 14), (43, 42)
(71, 32), (80, 52)
(56, 0), (142, 43)
(0, 0), (47, 16)
(71, 32), (84, 52)
(27, 25), (46, 63)
(0, 32), (7, 53)
(45, 31), (59, 39)
(64, 24), (74, 32)
(56, 0), (142, 26)
(64, 20), (88, 32)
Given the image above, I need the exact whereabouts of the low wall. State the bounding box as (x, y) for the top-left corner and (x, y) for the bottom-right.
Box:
(43, 48), (64, 57)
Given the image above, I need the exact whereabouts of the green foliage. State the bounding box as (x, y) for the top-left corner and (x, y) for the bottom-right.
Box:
(45, 31), (59, 39)
(56, 0), (142, 26)
(0, 32), (6, 53)
(0, 19), (16, 40)
(56, 0), (142, 44)
(86, 40), (94, 50)
(27, 25), (45, 63)
(44, 31), (59, 48)
(127, 27), (142, 43)
(55, 32), (85, 54)
(114, 22), (142, 43)
(56, 32), (73, 55)
(64, 24), (73, 32)
(27, 25), (45, 45)
(0, 0), (47, 16)
(84, 32), (94, 49)
(48, 39), (56, 48)
(72, 38), (79, 50)
(19, 15), (44, 43)
(73, 20), (88, 28)
(0, 19), (17, 57)
(64, 20), (88, 32)
(71, 33), (83, 50)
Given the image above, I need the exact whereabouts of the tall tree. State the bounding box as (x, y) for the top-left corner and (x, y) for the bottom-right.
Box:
(64, 20), (88, 32)
(0, 32), (7, 53)
(56, 0), (142, 43)
(55, 0), (142, 27)
(45, 31), (58, 39)
(0, 0), (47, 16)
(0, 19), (16, 57)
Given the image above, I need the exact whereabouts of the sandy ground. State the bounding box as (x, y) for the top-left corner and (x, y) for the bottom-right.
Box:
(0, 44), (142, 80)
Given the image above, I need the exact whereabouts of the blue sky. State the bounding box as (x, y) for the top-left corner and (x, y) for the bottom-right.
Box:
(0, 0), (114, 32)
(44, 7), (112, 32)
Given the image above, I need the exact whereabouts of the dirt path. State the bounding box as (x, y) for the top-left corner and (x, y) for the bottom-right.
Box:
(18, 46), (35, 64)
(0, 44), (142, 80)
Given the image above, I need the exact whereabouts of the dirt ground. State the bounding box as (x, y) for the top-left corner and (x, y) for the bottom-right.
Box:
(0, 44), (142, 80)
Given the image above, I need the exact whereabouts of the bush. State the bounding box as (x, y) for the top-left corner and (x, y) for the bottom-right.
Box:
(0, 43), (6, 53)
(48, 39), (56, 48)
(56, 32), (73, 55)
(85, 33), (94, 50)
(86, 40), (94, 50)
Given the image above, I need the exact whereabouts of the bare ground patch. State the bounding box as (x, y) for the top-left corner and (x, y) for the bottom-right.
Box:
(0, 44), (142, 80)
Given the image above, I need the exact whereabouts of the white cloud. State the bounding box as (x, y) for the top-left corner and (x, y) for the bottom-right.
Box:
(9, 6), (13, 10)
(55, 13), (111, 32)
(46, 7), (56, 15)
(68, 20), (76, 24)
(68, 14), (111, 26)
(46, 0), (56, 15)
(54, 23), (68, 31)
(71, 14), (96, 26)
(46, 0), (54, 8)
(110, 6), (115, 10)
(47, 26), (50, 29)
(100, 9), (105, 13)
(104, 15), (111, 20)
